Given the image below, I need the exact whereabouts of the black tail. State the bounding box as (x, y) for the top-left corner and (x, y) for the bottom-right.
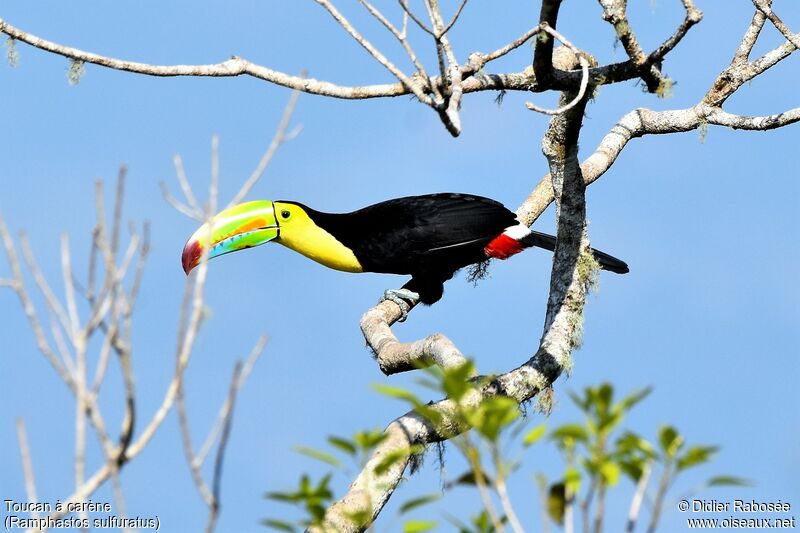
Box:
(524, 231), (629, 274)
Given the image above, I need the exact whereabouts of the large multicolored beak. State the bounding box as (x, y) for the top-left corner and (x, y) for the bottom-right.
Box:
(181, 200), (279, 274)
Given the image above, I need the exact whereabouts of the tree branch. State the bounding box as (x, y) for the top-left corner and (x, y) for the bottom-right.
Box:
(526, 27), (591, 116)
(315, 51), (594, 533)
(360, 300), (469, 375)
(314, 5), (800, 528)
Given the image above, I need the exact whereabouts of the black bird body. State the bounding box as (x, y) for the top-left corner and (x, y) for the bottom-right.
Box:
(282, 193), (628, 304)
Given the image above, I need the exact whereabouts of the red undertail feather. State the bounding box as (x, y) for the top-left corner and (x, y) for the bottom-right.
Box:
(484, 233), (525, 259)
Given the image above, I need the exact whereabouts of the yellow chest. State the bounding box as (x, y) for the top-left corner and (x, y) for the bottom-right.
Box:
(278, 223), (363, 273)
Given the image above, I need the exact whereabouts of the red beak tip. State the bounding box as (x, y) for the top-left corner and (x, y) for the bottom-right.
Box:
(182, 240), (201, 275)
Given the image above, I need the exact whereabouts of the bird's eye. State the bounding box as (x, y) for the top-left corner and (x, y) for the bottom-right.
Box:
(280, 210), (291, 220)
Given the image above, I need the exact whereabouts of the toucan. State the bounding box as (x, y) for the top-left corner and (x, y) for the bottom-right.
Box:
(181, 193), (628, 312)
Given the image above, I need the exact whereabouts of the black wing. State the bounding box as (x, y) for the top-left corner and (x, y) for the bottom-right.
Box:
(312, 193), (517, 274)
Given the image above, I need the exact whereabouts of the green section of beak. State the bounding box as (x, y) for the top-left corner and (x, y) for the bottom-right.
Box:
(182, 200), (278, 274)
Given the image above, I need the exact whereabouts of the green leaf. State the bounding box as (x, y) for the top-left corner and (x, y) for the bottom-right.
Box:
(565, 466), (581, 494)
(373, 449), (408, 476)
(399, 494), (442, 514)
(465, 397), (520, 441)
(599, 461), (621, 486)
(595, 383), (614, 415)
(441, 360), (477, 402)
(373, 445), (423, 476)
(597, 409), (623, 434)
(445, 469), (495, 489)
(550, 423), (589, 445)
(523, 424), (547, 447)
(707, 475), (752, 487)
(293, 446), (342, 468)
(353, 429), (388, 451)
(372, 384), (443, 425)
(568, 389), (590, 412)
(261, 518), (296, 532)
(403, 520), (438, 533)
(327, 436), (357, 456)
(619, 458), (645, 482)
(416, 404), (444, 425)
(473, 511), (491, 533)
(658, 425), (683, 458)
(547, 482), (567, 526)
(618, 386), (653, 412)
(372, 383), (422, 404)
(677, 445), (719, 471)
(616, 431), (656, 458)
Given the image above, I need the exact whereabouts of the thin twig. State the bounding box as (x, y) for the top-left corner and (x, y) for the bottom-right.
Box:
(206, 361), (244, 533)
(110, 166), (126, 259)
(61, 234), (80, 341)
(439, 0), (469, 37)
(359, 0), (432, 90)
(174, 154), (202, 214)
(492, 444), (525, 533)
(227, 88), (302, 207)
(16, 418), (40, 519)
(177, 382), (215, 508)
(160, 181), (201, 220)
(0, 217), (75, 390)
(313, 0), (433, 105)
(626, 461), (653, 533)
(398, 0), (435, 36)
(196, 336), (267, 465)
(461, 437), (505, 533)
(19, 233), (73, 340)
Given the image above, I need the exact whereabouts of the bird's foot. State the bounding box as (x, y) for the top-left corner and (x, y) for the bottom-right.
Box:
(380, 289), (420, 322)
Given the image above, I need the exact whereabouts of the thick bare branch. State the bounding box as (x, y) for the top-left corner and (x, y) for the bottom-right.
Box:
(0, 17), (411, 99)
(360, 300), (468, 375)
(526, 28), (590, 116)
(533, 0), (563, 86)
(705, 27), (797, 106)
(597, 0), (702, 93)
(753, 0), (800, 49)
(426, 0), (464, 134)
(733, 4), (770, 64)
(705, 106), (800, 130)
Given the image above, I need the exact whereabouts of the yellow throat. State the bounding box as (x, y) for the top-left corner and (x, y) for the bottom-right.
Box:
(274, 202), (363, 273)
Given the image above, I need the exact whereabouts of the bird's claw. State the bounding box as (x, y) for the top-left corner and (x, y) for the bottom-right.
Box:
(380, 289), (420, 322)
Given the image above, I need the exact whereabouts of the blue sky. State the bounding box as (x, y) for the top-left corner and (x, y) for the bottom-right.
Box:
(1, 1), (798, 532)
